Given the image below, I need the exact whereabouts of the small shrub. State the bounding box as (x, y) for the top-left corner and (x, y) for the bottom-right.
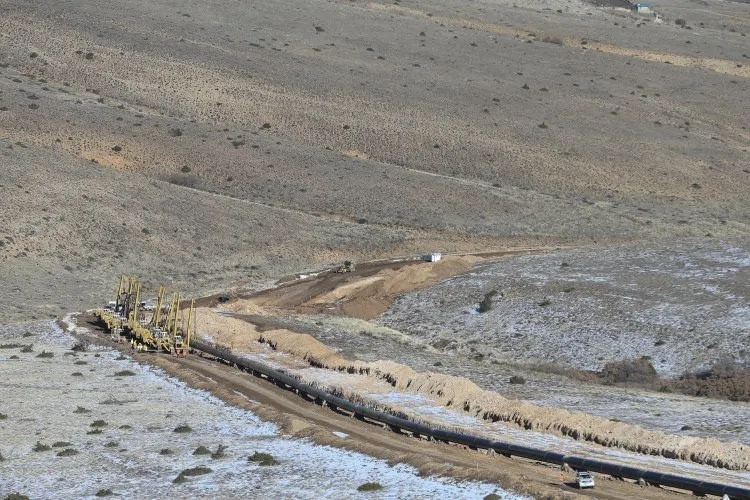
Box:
(52, 441), (72, 448)
(193, 445), (211, 456)
(0, 413), (7, 420)
(73, 406), (91, 414)
(36, 351), (54, 358)
(71, 340), (89, 352)
(114, 370), (136, 377)
(0, 343), (23, 349)
(260, 123), (271, 129)
(9, 355), (19, 359)
(248, 451), (278, 466)
(74, 360), (88, 365)
(211, 444), (228, 459)
(357, 482), (383, 492)
(30, 52), (39, 58)
(675, 18), (687, 26)
(159, 448), (173, 455)
(601, 358), (657, 384)
(173, 424), (192, 433)
(538, 122), (548, 129)
(104, 441), (119, 448)
(71, 372), (83, 377)
(33, 441), (52, 452)
(87, 429), (103, 435)
(85, 52), (94, 60)
(22, 345), (34, 352)
(509, 375), (526, 385)
(180, 165), (191, 173)
(477, 290), (498, 313)
(119, 424), (132, 430)
(169, 128), (183, 137)
(111, 145), (122, 152)
(90, 419), (108, 428)
(5, 493), (29, 500)
(681, 424), (693, 431)
(167, 173), (199, 188)
(484, 494), (501, 500)
(95, 489), (113, 497)
(173, 466), (212, 483)
(56, 448), (79, 457)
(542, 36), (563, 45)
(538, 298), (552, 307)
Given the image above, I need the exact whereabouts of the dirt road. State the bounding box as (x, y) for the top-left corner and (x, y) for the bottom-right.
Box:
(79, 317), (687, 500)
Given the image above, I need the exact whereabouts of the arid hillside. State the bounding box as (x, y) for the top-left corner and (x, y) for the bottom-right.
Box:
(0, 0), (748, 319)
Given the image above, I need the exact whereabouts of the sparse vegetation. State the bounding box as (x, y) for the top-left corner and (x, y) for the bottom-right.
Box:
(477, 290), (498, 313)
(33, 441), (52, 452)
(159, 448), (173, 455)
(72, 339), (89, 352)
(52, 441), (72, 448)
(173, 424), (192, 433)
(104, 441), (119, 448)
(509, 375), (526, 385)
(4, 493), (29, 500)
(357, 482), (383, 492)
(601, 358), (657, 384)
(248, 451), (278, 466)
(56, 448), (79, 457)
(73, 406), (91, 414)
(90, 419), (108, 428)
(193, 445), (211, 455)
(173, 466), (212, 483)
(95, 489), (113, 497)
(114, 370), (136, 376)
(211, 444), (228, 459)
(36, 350), (54, 358)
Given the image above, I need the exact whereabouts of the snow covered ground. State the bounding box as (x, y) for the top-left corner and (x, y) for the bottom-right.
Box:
(0, 322), (520, 499)
(239, 352), (750, 488)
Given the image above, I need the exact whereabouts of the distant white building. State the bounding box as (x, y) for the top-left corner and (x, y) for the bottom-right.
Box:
(632, 3), (652, 13)
(423, 253), (442, 262)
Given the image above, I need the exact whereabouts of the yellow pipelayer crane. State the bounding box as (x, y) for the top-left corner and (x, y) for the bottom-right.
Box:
(97, 275), (195, 355)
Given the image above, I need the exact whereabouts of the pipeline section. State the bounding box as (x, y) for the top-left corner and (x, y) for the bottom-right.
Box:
(190, 339), (750, 500)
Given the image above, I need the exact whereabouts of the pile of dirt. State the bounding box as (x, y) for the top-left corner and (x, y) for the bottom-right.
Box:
(195, 308), (750, 471)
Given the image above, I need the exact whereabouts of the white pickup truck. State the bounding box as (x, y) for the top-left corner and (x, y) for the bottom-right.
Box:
(576, 471), (595, 489)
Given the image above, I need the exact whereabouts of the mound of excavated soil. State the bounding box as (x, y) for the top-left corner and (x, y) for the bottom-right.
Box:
(195, 308), (750, 471)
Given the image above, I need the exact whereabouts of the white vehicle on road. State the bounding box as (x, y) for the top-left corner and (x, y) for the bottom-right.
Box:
(576, 471), (595, 489)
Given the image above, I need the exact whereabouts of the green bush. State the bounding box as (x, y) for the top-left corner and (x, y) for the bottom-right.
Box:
(248, 451), (278, 466)
(357, 482), (383, 492)
(33, 441), (51, 452)
(509, 375), (526, 385)
(95, 489), (113, 497)
(52, 441), (72, 448)
(173, 466), (212, 483)
(173, 425), (192, 433)
(90, 420), (108, 428)
(114, 370), (136, 377)
(57, 448), (79, 457)
(36, 350), (54, 358)
(193, 445), (211, 456)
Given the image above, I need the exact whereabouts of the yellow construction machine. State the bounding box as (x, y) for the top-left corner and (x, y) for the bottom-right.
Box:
(97, 275), (195, 355)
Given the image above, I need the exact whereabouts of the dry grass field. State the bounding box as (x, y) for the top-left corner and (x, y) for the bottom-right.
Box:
(1, 0), (748, 325)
